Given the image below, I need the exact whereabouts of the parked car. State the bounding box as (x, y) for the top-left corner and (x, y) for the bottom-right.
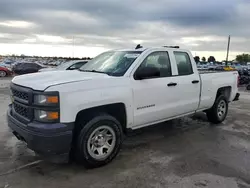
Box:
(208, 65), (216, 70)
(0, 60), (15, 69)
(239, 75), (250, 85)
(238, 68), (250, 85)
(13, 62), (45, 75)
(214, 66), (224, 71)
(12, 62), (22, 70)
(0, 66), (12, 77)
(223, 66), (236, 71)
(8, 46), (240, 168)
(39, 60), (88, 72)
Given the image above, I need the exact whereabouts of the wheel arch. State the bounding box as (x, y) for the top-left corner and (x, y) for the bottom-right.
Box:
(216, 86), (232, 101)
(74, 103), (127, 135)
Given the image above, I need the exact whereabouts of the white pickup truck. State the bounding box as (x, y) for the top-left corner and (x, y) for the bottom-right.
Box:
(8, 46), (240, 168)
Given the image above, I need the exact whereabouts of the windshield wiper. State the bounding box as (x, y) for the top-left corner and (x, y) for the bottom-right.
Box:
(79, 69), (111, 75)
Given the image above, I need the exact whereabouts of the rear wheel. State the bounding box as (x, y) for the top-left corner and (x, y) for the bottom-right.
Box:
(0, 70), (7, 77)
(74, 114), (123, 168)
(206, 95), (228, 124)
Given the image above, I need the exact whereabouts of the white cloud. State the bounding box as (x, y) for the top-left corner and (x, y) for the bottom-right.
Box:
(0, 20), (34, 28)
(35, 34), (70, 43)
(0, 43), (108, 57)
(0, 33), (11, 38)
(23, 38), (37, 43)
(181, 36), (226, 43)
(0, 0), (249, 60)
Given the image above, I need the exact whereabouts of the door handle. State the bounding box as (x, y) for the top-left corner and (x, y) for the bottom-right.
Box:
(167, 82), (177, 87)
(192, 80), (199, 84)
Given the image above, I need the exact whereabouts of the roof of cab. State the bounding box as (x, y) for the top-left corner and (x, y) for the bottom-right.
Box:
(115, 48), (147, 52)
(112, 45), (185, 52)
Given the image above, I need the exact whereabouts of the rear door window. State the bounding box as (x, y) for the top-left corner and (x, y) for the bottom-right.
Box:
(174, 52), (193, 76)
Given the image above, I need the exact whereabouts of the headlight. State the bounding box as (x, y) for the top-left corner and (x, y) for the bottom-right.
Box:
(34, 94), (59, 105)
(34, 109), (59, 122)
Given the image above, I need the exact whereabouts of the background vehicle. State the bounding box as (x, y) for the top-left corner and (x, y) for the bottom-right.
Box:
(238, 67), (250, 85)
(13, 62), (45, 75)
(8, 46), (239, 168)
(0, 66), (12, 77)
(215, 66), (224, 71)
(0, 60), (15, 69)
(39, 60), (88, 72)
(223, 65), (236, 71)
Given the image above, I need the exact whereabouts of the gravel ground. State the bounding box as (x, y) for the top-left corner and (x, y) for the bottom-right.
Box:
(0, 77), (250, 188)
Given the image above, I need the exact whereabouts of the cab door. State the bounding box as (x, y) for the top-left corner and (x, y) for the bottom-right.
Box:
(168, 51), (200, 114)
(131, 51), (179, 128)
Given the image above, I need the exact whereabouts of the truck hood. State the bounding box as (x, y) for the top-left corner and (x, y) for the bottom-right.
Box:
(39, 67), (57, 72)
(12, 70), (109, 90)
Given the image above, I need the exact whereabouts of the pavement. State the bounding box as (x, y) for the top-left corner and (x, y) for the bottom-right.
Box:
(0, 77), (250, 188)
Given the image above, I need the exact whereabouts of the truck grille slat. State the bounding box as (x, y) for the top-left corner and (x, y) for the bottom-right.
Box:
(11, 88), (29, 102)
(10, 84), (32, 122)
(13, 103), (29, 119)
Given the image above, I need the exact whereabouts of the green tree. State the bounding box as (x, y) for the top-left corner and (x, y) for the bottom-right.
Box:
(202, 57), (206, 61)
(208, 56), (216, 62)
(236, 53), (250, 62)
(194, 56), (200, 63)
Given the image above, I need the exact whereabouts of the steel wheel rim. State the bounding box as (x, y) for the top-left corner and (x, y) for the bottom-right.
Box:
(217, 100), (226, 119)
(0, 71), (6, 77)
(87, 125), (116, 160)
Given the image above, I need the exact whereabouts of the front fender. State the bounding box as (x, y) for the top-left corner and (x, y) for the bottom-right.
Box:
(46, 82), (134, 127)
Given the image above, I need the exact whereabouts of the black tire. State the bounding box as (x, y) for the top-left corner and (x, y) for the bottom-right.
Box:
(247, 85), (250, 90)
(75, 114), (123, 168)
(206, 95), (228, 124)
(0, 70), (7, 77)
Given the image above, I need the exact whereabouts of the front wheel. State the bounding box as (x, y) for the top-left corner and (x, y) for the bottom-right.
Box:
(206, 95), (228, 124)
(75, 114), (123, 168)
(0, 70), (7, 77)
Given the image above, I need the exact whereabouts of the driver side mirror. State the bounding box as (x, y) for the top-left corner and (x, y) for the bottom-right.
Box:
(135, 66), (160, 80)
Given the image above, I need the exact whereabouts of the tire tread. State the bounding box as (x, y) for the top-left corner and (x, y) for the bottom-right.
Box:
(206, 95), (228, 124)
(74, 113), (123, 168)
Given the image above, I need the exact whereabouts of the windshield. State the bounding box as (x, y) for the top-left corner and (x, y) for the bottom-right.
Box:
(79, 51), (142, 76)
(35, 62), (44, 67)
(57, 61), (75, 70)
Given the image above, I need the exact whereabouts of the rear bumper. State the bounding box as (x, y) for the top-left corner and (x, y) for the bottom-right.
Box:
(7, 105), (73, 163)
(233, 93), (240, 101)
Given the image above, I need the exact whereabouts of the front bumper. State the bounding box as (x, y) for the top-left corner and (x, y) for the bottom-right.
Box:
(233, 93), (240, 101)
(7, 105), (73, 163)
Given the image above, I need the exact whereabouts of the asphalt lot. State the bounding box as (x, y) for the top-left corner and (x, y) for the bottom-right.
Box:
(0, 77), (250, 188)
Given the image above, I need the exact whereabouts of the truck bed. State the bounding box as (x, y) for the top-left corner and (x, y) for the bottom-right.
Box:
(198, 70), (236, 74)
(198, 70), (238, 110)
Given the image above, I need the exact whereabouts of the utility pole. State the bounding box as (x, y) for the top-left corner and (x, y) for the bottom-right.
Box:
(226, 35), (231, 65)
(72, 36), (75, 58)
